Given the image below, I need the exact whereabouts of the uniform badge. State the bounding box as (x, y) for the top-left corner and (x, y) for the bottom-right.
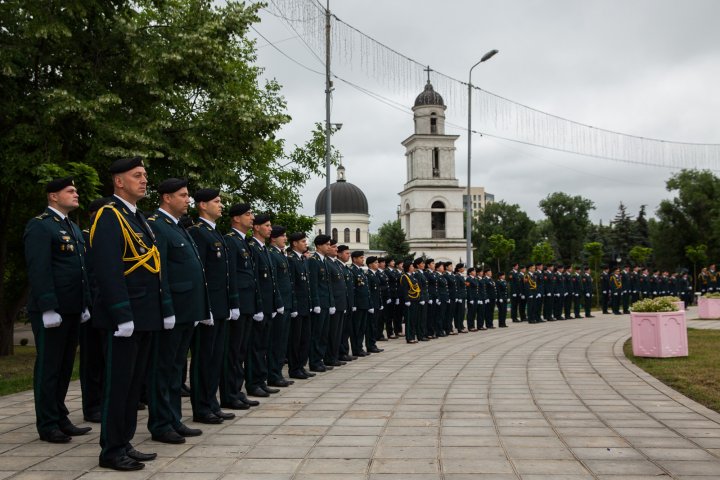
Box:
(61, 235), (70, 242)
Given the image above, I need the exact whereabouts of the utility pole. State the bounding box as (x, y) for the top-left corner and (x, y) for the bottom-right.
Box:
(324, 0), (332, 236)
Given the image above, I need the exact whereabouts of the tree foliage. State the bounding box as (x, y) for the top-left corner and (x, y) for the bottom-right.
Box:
(686, 244), (708, 291)
(373, 220), (410, 259)
(488, 234), (515, 272)
(650, 170), (720, 270)
(0, 0), (328, 355)
(628, 246), (653, 266)
(531, 241), (556, 265)
(472, 200), (537, 263)
(538, 192), (595, 264)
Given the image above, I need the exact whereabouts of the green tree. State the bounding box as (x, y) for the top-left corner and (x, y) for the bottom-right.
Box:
(651, 170), (720, 270)
(685, 244), (708, 292)
(373, 220), (410, 258)
(609, 202), (638, 260)
(0, 0), (327, 355)
(539, 192), (595, 264)
(635, 205), (650, 247)
(531, 241), (556, 265)
(472, 201), (537, 264)
(488, 234), (515, 272)
(628, 246), (653, 266)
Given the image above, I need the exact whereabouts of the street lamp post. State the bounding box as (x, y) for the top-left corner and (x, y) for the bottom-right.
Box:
(466, 49), (498, 267)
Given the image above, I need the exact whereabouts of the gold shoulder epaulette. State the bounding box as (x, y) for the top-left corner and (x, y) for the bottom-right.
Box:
(35, 212), (50, 220)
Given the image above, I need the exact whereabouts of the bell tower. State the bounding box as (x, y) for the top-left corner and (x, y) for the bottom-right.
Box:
(398, 72), (467, 263)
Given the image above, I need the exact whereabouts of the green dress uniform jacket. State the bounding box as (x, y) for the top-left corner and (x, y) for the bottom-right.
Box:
(188, 219), (237, 319)
(309, 254), (335, 309)
(350, 264), (370, 310)
(148, 210), (210, 325)
(288, 251), (311, 315)
(225, 230), (261, 314)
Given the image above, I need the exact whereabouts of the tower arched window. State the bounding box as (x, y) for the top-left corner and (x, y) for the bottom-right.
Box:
(430, 112), (437, 134)
(431, 201), (446, 239)
(355, 228), (361, 243)
(432, 148), (440, 178)
(332, 228), (338, 242)
(344, 228), (350, 243)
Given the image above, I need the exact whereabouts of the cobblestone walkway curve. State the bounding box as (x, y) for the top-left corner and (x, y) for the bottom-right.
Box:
(1, 310), (720, 479)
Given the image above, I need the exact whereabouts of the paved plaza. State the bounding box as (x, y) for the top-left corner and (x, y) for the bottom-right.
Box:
(2, 310), (720, 479)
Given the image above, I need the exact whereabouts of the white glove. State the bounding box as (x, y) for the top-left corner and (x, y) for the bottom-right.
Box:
(329, 307), (336, 315)
(352, 307), (357, 312)
(536, 294), (541, 299)
(42, 310), (62, 328)
(395, 299), (400, 305)
(499, 299), (504, 303)
(200, 317), (214, 326)
(194, 321), (199, 327)
(386, 299), (392, 304)
(521, 295), (526, 300)
(586, 293), (590, 297)
(230, 308), (240, 320)
(164, 316), (176, 330)
(653, 291), (657, 295)
(81, 308), (91, 323)
(277, 307), (285, 314)
(613, 292), (618, 296)
(380, 306), (384, 311)
(368, 308), (375, 314)
(446, 300), (451, 304)
(405, 302), (411, 307)
(313, 306), (321, 314)
(114, 321), (134, 337)
(291, 311), (298, 318)
(602, 290), (607, 294)
(419, 301), (425, 305)
(512, 294), (517, 298)
(272, 312), (277, 318)
(253, 312), (264, 322)
(556, 294), (560, 297)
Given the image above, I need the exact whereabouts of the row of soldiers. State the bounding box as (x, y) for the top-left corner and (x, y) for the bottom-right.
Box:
(601, 265), (695, 314)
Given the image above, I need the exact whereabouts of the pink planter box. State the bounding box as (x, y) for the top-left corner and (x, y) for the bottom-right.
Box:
(698, 297), (720, 319)
(630, 311), (688, 358)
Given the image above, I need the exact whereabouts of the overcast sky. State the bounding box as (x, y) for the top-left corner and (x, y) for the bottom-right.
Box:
(249, 0), (720, 230)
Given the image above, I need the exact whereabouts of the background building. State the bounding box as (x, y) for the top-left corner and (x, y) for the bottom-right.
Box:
(314, 164), (370, 251)
(398, 80), (467, 263)
(464, 186), (495, 217)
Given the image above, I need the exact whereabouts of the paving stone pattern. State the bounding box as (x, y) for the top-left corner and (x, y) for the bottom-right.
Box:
(2, 309), (720, 479)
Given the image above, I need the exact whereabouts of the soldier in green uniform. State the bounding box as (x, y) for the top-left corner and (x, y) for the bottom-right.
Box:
(621, 265), (631, 314)
(525, 264), (539, 323)
(91, 157), (163, 471)
(308, 235), (335, 371)
(435, 262), (449, 336)
(496, 271), (508, 328)
(600, 266), (610, 313)
(25, 177), (92, 444)
(400, 260), (420, 343)
(508, 263), (521, 322)
(365, 256), (384, 352)
(336, 245), (357, 361)
(453, 263), (467, 333)
(287, 232), (314, 379)
(246, 214), (284, 395)
(146, 178), (210, 444)
(444, 262), (457, 334)
(222, 204), (261, 409)
(385, 258), (403, 338)
(424, 259), (440, 338)
(483, 268), (496, 329)
(412, 258), (429, 341)
(582, 266), (595, 318)
(350, 250), (370, 355)
(187, 188), (238, 424)
(267, 225), (295, 387)
(465, 267), (479, 331)
(610, 266), (623, 315)
(80, 197), (109, 424)
(325, 240), (348, 366)
(517, 264), (528, 322)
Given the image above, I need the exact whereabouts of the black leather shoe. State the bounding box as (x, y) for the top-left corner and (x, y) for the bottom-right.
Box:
(127, 448), (157, 462)
(289, 371), (309, 379)
(213, 410), (235, 420)
(309, 365), (326, 372)
(151, 430), (186, 444)
(323, 364), (334, 370)
(137, 402), (147, 410)
(175, 424), (204, 437)
(193, 413), (224, 424)
(262, 385), (280, 394)
(84, 412), (102, 423)
(99, 455), (144, 471)
(369, 347), (384, 352)
(39, 429), (71, 443)
(247, 387), (270, 397)
(238, 393), (260, 406)
(59, 424), (92, 436)
(301, 369), (316, 377)
(180, 383), (191, 397)
(339, 355), (354, 362)
(377, 337), (388, 341)
(267, 379), (291, 387)
(221, 401), (250, 410)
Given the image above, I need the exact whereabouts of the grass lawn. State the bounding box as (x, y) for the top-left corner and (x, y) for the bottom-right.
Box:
(624, 328), (720, 413)
(0, 346), (80, 397)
